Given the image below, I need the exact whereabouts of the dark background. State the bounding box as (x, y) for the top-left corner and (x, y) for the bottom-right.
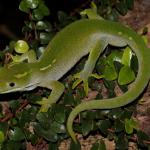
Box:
(0, 0), (87, 49)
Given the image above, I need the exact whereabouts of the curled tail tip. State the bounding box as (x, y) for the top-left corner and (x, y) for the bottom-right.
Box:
(67, 123), (77, 143)
(71, 134), (77, 143)
(67, 126), (77, 143)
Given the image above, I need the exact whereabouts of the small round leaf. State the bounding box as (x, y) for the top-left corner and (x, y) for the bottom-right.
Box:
(26, 0), (39, 9)
(36, 21), (52, 31)
(19, 0), (30, 13)
(40, 32), (51, 44)
(14, 40), (29, 54)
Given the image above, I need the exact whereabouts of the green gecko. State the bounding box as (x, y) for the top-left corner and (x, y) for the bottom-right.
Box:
(0, 19), (150, 142)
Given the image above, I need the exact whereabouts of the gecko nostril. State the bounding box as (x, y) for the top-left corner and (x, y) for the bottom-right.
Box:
(9, 82), (15, 87)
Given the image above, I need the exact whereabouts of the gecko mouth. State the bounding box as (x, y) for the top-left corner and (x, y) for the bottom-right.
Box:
(24, 85), (37, 91)
(24, 82), (40, 91)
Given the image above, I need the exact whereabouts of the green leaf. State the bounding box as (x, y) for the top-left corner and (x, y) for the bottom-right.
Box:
(125, 120), (133, 134)
(39, 3), (50, 16)
(50, 121), (66, 133)
(119, 109), (133, 121)
(103, 79), (115, 89)
(26, 0), (39, 9)
(98, 120), (111, 135)
(114, 61), (123, 74)
(32, 3), (50, 20)
(108, 108), (122, 119)
(121, 47), (132, 66)
(76, 86), (86, 99)
(96, 57), (107, 74)
(22, 26), (32, 34)
(36, 112), (51, 129)
(36, 21), (52, 31)
(9, 127), (25, 141)
(114, 119), (124, 132)
(115, 133), (128, 149)
(95, 110), (110, 120)
(80, 8), (101, 20)
(10, 118), (18, 126)
(34, 123), (58, 142)
(125, 118), (138, 134)
(81, 119), (94, 136)
(91, 140), (106, 150)
(53, 105), (66, 123)
(39, 32), (51, 44)
(0, 131), (5, 143)
(129, 118), (138, 130)
(19, 0), (39, 13)
(57, 11), (74, 27)
(118, 65), (135, 85)
(107, 50), (122, 63)
(103, 79), (116, 98)
(19, 0), (30, 13)
(19, 107), (37, 127)
(58, 11), (68, 23)
(25, 131), (38, 145)
(63, 90), (75, 105)
(104, 63), (117, 80)
(86, 111), (99, 120)
(32, 9), (45, 20)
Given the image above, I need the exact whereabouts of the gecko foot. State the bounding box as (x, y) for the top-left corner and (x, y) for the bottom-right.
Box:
(72, 71), (103, 95)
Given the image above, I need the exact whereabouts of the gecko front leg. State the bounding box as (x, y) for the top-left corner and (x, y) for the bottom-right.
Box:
(37, 80), (65, 112)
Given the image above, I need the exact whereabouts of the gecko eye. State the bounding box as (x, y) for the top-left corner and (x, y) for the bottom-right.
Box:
(9, 82), (15, 87)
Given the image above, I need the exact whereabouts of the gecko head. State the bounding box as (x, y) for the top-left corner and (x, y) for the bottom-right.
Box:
(0, 63), (33, 93)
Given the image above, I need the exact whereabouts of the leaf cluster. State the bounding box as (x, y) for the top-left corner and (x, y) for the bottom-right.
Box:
(95, 0), (134, 20)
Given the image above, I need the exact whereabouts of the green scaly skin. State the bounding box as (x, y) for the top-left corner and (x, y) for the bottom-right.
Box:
(0, 19), (149, 142)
